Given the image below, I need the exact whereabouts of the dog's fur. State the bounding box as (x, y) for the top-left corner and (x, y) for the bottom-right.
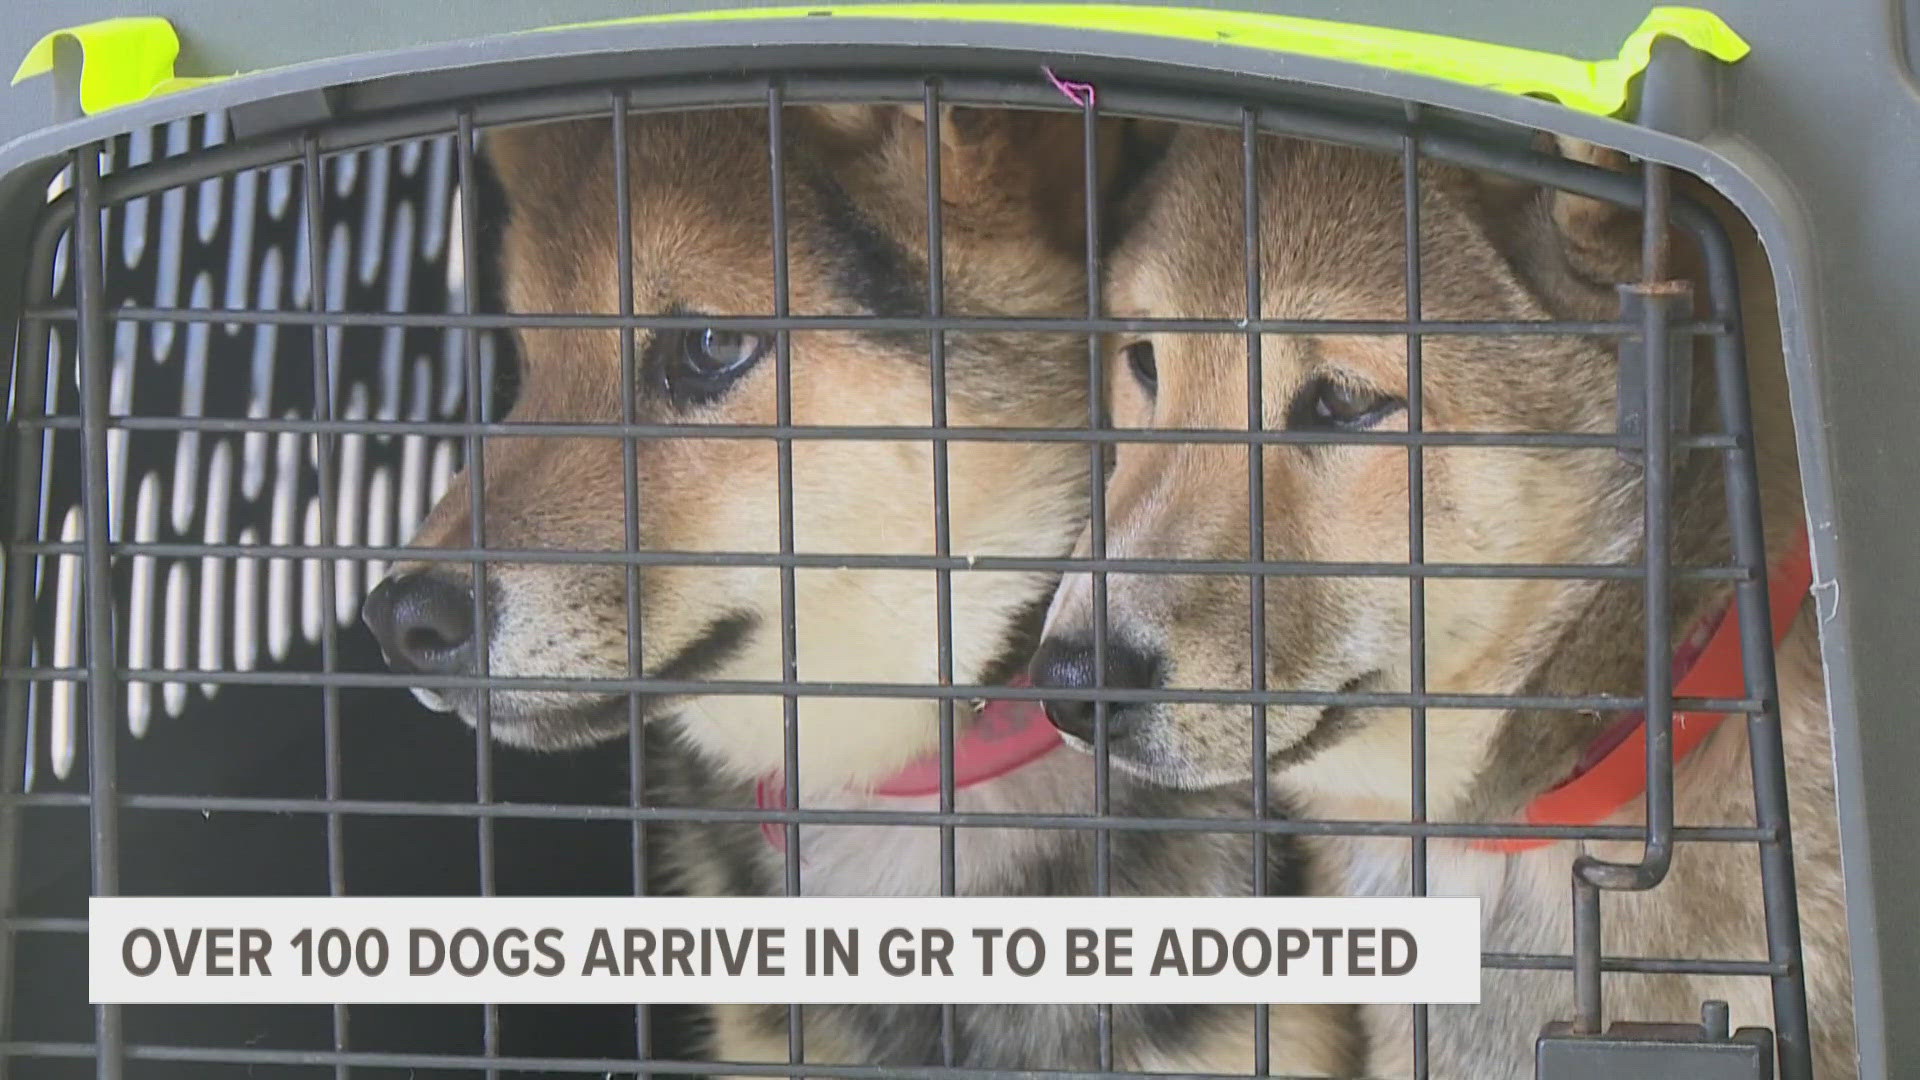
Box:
(373, 108), (1352, 1075)
(1038, 127), (1853, 1078)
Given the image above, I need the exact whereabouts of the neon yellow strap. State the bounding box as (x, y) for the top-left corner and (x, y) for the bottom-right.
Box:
(12, 6), (1748, 118)
(11, 17), (228, 116)
(551, 5), (1748, 116)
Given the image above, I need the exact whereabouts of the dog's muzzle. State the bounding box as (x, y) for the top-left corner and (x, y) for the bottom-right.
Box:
(361, 569), (476, 713)
(1028, 633), (1161, 745)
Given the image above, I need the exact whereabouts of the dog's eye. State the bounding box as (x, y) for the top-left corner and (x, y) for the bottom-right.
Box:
(655, 327), (770, 407)
(1288, 376), (1404, 432)
(1122, 341), (1157, 394)
(683, 329), (768, 378)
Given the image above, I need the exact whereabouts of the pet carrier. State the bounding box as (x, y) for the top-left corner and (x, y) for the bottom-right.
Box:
(0, 2), (1912, 1078)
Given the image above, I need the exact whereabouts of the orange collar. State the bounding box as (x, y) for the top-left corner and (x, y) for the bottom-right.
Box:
(1473, 528), (1813, 854)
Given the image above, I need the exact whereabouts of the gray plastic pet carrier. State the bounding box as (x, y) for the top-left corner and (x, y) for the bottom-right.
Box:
(0, 2), (1913, 1078)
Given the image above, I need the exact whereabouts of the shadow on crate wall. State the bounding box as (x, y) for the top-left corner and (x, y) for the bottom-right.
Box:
(12, 628), (704, 1076)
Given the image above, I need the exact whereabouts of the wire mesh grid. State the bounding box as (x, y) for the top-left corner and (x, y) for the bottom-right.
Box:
(0, 69), (1813, 1079)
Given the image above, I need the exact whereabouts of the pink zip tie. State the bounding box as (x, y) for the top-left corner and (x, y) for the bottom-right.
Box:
(1042, 66), (1096, 110)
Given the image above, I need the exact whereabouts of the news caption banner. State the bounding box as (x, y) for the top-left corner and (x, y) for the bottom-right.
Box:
(92, 897), (1481, 1005)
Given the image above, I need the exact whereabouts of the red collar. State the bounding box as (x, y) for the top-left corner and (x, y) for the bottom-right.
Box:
(755, 677), (1062, 851)
(1474, 528), (1814, 853)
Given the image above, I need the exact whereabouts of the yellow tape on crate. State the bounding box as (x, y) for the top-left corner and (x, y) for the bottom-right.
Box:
(11, 7), (1749, 118)
(11, 17), (229, 116)
(551, 5), (1750, 116)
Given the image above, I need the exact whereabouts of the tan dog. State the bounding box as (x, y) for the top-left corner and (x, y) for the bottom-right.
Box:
(362, 108), (1353, 1075)
(1032, 126), (1852, 1078)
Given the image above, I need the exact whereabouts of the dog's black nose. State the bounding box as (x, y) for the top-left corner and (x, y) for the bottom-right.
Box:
(1029, 635), (1159, 742)
(361, 570), (477, 675)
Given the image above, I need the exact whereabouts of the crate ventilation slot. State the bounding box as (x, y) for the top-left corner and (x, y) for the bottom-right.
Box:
(20, 114), (505, 788)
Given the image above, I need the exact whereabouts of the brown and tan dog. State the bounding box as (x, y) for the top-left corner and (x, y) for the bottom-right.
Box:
(362, 108), (1353, 1075)
(1032, 126), (1853, 1078)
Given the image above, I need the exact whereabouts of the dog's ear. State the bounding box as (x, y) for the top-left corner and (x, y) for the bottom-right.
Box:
(809, 103), (1061, 162)
(799, 103), (975, 155)
(1476, 133), (1663, 316)
(482, 120), (610, 217)
(1540, 136), (1646, 286)
(802, 103), (896, 145)
(925, 105), (1095, 206)
(802, 104), (1114, 253)
(807, 104), (1093, 187)
(1103, 119), (1179, 252)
